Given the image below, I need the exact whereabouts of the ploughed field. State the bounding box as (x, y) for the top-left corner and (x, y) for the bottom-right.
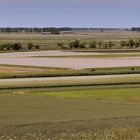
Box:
(0, 50), (140, 69)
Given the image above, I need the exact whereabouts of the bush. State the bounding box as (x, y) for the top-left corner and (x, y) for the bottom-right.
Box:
(128, 39), (135, 48)
(108, 41), (114, 48)
(120, 41), (126, 47)
(89, 40), (96, 48)
(57, 42), (64, 48)
(103, 43), (108, 49)
(131, 67), (134, 71)
(69, 40), (80, 49)
(35, 45), (40, 49)
(27, 42), (33, 50)
(12, 42), (22, 50)
(79, 42), (86, 48)
(98, 42), (102, 48)
(5, 43), (13, 50)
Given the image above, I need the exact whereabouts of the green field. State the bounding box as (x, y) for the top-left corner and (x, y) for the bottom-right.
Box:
(0, 85), (140, 139)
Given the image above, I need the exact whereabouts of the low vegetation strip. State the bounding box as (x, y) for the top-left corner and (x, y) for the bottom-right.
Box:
(0, 74), (140, 89)
(1, 117), (140, 140)
(0, 64), (140, 79)
(9, 85), (140, 99)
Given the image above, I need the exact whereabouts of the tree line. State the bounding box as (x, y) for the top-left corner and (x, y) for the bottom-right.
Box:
(0, 27), (72, 34)
(0, 42), (40, 51)
(57, 39), (140, 49)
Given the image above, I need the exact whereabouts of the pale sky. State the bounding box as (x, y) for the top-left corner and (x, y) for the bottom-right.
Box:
(0, 0), (139, 28)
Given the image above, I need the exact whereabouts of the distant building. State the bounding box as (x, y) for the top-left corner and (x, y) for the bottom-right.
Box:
(60, 31), (74, 34)
(131, 27), (140, 32)
(41, 32), (52, 35)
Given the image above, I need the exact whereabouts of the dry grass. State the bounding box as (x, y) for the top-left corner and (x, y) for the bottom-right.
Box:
(1, 117), (140, 140)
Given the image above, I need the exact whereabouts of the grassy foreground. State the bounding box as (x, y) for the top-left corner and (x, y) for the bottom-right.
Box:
(0, 85), (140, 139)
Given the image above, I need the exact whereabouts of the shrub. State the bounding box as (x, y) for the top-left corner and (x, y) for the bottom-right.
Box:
(108, 41), (114, 48)
(98, 42), (102, 48)
(89, 40), (96, 48)
(27, 42), (34, 50)
(120, 41), (126, 47)
(69, 40), (80, 49)
(12, 42), (22, 50)
(79, 42), (86, 48)
(57, 42), (64, 48)
(35, 45), (40, 49)
(128, 39), (135, 48)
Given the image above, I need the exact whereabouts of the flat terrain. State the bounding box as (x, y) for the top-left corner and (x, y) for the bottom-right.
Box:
(0, 85), (140, 139)
(0, 32), (140, 139)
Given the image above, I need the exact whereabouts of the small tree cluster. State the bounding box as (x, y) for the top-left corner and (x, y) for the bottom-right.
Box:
(68, 40), (115, 49)
(69, 40), (80, 48)
(69, 40), (87, 49)
(27, 43), (40, 50)
(120, 39), (140, 48)
(89, 41), (114, 49)
(0, 42), (22, 50)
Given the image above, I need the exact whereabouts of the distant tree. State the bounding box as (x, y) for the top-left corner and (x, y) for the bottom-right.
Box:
(89, 40), (96, 48)
(125, 42), (130, 47)
(120, 40), (126, 47)
(98, 42), (102, 48)
(103, 43), (108, 49)
(108, 41), (114, 49)
(79, 42), (86, 48)
(27, 42), (34, 50)
(69, 40), (80, 49)
(35, 45), (40, 49)
(128, 39), (135, 48)
(135, 40), (140, 48)
(12, 42), (22, 50)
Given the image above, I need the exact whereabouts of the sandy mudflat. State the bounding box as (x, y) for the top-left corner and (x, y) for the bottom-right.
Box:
(0, 50), (104, 58)
(0, 51), (140, 69)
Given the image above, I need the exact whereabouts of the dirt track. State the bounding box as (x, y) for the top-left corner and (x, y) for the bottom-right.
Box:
(0, 51), (140, 69)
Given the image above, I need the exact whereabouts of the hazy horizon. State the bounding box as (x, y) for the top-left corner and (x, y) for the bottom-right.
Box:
(0, 0), (139, 28)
